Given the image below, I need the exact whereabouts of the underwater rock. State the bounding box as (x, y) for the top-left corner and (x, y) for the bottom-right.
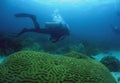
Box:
(70, 43), (100, 57)
(118, 77), (120, 82)
(100, 56), (120, 72)
(0, 37), (22, 55)
(39, 40), (69, 54)
(21, 42), (42, 51)
(85, 47), (100, 56)
(16, 35), (35, 48)
(0, 51), (116, 83)
(15, 34), (44, 52)
(41, 43), (58, 53)
(59, 46), (71, 53)
(70, 43), (86, 54)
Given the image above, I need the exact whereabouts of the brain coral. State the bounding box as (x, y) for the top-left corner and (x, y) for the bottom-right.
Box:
(0, 51), (116, 83)
(100, 55), (120, 72)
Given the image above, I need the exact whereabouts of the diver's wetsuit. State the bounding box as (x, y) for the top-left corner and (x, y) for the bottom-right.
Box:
(15, 13), (70, 43)
(111, 25), (120, 34)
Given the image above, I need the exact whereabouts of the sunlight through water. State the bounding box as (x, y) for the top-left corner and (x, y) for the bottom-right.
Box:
(33, 0), (116, 5)
(8, 0), (118, 9)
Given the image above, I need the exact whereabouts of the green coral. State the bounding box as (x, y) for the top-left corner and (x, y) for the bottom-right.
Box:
(0, 51), (116, 83)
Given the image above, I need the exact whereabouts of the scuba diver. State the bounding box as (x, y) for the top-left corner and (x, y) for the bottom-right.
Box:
(111, 24), (120, 34)
(117, 11), (120, 16)
(15, 13), (70, 43)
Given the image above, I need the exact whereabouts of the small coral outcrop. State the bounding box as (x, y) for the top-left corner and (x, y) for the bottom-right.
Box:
(64, 51), (89, 59)
(100, 56), (120, 72)
(0, 37), (22, 55)
(0, 51), (116, 83)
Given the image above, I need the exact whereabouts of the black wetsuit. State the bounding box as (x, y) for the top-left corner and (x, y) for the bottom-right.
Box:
(15, 13), (70, 43)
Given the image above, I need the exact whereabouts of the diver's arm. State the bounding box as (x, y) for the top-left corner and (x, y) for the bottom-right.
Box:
(15, 13), (40, 30)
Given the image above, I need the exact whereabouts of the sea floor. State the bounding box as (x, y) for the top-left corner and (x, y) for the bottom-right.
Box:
(0, 51), (120, 83)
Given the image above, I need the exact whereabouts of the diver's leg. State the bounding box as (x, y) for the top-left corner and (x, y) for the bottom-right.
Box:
(15, 13), (40, 29)
(16, 28), (28, 37)
(16, 28), (37, 37)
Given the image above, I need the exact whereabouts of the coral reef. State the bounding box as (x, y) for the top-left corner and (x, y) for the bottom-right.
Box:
(22, 42), (42, 51)
(40, 42), (59, 53)
(0, 32), (101, 56)
(118, 77), (120, 82)
(0, 37), (22, 55)
(64, 51), (89, 59)
(100, 56), (120, 72)
(70, 43), (86, 54)
(70, 43), (100, 57)
(0, 51), (116, 83)
(14, 34), (44, 52)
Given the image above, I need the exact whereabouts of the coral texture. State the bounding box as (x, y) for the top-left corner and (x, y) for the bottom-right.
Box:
(64, 51), (89, 59)
(100, 56), (120, 72)
(0, 51), (116, 83)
